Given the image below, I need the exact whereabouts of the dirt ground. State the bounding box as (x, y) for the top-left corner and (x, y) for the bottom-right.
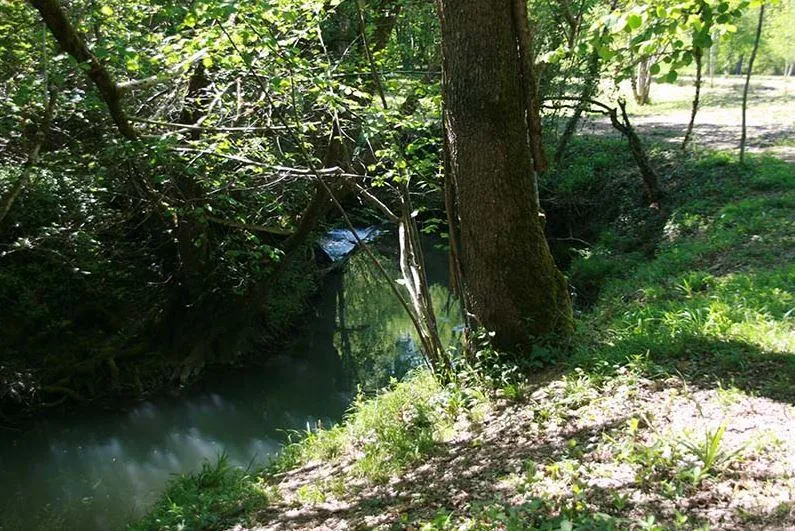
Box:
(582, 76), (795, 162)
(234, 375), (795, 530)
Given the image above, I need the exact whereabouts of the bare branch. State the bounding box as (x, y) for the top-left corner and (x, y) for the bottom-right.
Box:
(118, 49), (208, 94)
(205, 215), (293, 236)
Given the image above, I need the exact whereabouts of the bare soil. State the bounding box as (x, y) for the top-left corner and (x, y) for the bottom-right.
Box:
(584, 76), (795, 162)
(234, 375), (795, 530)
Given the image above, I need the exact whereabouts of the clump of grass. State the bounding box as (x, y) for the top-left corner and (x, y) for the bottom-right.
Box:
(324, 370), (459, 481)
(128, 454), (271, 531)
(566, 154), (794, 398)
(270, 369), (470, 485)
(677, 422), (746, 484)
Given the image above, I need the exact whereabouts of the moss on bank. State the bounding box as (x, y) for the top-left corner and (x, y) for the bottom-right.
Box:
(132, 149), (794, 530)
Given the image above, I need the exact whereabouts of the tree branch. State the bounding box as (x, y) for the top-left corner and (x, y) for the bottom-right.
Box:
(205, 215), (293, 236)
(117, 49), (208, 94)
(28, 0), (138, 139)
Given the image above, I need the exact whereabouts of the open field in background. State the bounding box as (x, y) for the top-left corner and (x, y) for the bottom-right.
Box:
(582, 76), (795, 162)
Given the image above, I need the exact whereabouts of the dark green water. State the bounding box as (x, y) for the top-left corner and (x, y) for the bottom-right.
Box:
(0, 235), (458, 530)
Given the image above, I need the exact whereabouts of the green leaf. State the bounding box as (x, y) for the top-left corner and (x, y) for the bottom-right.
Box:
(650, 63), (661, 75)
(694, 31), (712, 49)
(627, 14), (642, 30)
(597, 45), (614, 60)
(665, 70), (678, 83)
(100, 5), (113, 16)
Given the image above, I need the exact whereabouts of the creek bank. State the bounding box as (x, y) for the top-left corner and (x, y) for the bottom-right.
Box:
(0, 227), (459, 531)
(134, 146), (795, 530)
(236, 374), (795, 530)
(0, 226), (384, 427)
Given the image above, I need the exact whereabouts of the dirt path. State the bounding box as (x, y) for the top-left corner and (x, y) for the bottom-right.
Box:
(583, 77), (795, 162)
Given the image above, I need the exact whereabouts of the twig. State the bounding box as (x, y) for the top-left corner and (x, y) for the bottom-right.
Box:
(130, 117), (294, 132)
(205, 215), (293, 236)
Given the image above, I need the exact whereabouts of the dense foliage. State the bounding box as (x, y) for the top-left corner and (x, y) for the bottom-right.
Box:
(1, 0), (791, 411)
(1, 0), (793, 528)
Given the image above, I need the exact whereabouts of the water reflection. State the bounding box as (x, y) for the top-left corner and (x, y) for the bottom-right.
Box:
(0, 233), (458, 530)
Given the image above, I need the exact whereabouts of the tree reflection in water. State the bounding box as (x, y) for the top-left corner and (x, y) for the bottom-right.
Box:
(0, 233), (458, 530)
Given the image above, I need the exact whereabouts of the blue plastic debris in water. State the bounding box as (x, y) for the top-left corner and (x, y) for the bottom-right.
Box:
(319, 227), (382, 261)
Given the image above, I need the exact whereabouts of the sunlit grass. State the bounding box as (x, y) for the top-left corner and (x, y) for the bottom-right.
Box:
(128, 454), (271, 531)
(133, 146), (794, 530)
(272, 369), (465, 483)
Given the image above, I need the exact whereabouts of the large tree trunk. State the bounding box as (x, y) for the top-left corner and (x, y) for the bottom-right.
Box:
(437, 0), (573, 352)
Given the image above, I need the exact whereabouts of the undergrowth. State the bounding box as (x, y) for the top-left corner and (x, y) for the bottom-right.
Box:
(568, 150), (794, 400)
(128, 455), (271, 531)
(132, 147), (794, 530)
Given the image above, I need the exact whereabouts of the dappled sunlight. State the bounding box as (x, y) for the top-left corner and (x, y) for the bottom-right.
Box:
(247, 370), (795, 529)
(2, 0), (793, 527)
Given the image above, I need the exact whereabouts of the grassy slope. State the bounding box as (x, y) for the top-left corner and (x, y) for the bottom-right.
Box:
(132, 145), (794, 530)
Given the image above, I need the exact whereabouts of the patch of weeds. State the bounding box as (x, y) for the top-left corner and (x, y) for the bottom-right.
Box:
(602, 418), (681, 491)
(715, 381), (746, 407)
(269, 370), (465, 485)
(344, 371), (453, 482)
(567, 152), (794, 401)
(419, 509), (456, 530)
(294, 483), (326, 505)
(677, 422), (746, 485)
(128, 454), (270, 531)
(466, 497), (623, 530)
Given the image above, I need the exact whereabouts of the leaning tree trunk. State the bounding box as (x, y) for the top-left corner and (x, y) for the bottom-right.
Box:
(740, 3), (765, 164)
(610, 99), (661, 205)
(437, 0), (573, 353)
(682, 47), (703, 150)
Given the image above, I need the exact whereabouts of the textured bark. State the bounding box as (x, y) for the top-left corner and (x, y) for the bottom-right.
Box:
(437, 0), (573, 352)
(632, 56), (652, 105)
(682, 47), (703, 150)
(740, 4), (765, 164)
(512, 0), (547, 173)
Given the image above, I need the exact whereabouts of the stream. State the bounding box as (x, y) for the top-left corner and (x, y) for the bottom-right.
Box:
(0, 230), (459, 530)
